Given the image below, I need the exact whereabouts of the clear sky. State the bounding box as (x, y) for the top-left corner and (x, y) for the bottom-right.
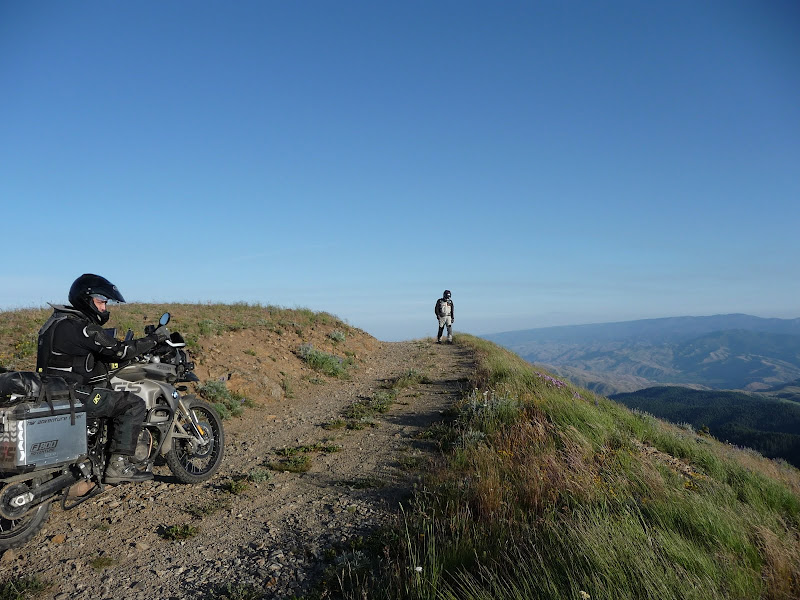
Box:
(2, 1), (798, 341)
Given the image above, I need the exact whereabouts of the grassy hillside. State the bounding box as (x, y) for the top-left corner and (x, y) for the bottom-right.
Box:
(0, 303), (375, 411)
(349, 335), (800, 600)
(610, 386), (800, 468)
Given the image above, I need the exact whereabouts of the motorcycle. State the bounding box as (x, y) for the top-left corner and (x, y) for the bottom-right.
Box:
(0, 312), (224, 550)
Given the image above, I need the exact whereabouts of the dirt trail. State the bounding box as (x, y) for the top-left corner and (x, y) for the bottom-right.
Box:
(0, 339), (474, 600)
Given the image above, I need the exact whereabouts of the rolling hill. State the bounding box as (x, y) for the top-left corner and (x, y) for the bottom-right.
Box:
(484, 314), (800, 394)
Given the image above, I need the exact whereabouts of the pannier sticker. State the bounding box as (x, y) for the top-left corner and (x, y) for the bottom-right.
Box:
(0, 442), (15, 464)
(31, 440), (58, 454)
(28, 415), (70, 426)
(17, 421), (25, 462)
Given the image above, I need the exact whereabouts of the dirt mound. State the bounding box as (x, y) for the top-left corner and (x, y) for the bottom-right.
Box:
(192, 316), (380, 407)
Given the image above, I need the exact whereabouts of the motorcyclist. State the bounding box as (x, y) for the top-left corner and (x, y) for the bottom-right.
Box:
(435, 289), (455, 343)
(36, 274), (169, 484)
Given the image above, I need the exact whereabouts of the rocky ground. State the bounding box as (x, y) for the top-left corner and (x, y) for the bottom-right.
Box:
(0, 337), (474, 600)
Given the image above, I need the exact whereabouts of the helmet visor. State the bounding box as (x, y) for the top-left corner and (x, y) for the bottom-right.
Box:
(90, 293), (119, 305)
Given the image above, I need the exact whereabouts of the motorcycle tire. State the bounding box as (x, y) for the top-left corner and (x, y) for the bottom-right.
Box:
(0, 481), (52, 551)
(165, 396), (224, 484)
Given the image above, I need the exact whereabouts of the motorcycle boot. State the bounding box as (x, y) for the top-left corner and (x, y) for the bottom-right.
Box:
(103, 454), (153, 484)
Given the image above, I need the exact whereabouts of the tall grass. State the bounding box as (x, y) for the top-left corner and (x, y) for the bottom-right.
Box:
(350, 334), (800, 600)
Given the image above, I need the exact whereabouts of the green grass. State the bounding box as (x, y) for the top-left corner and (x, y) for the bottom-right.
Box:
(297, 343), (353, 378)
(390, 368), (431, 390)
(160, 523), (200, 541)
(268, 442), (340, 473)
(338, 390), (398, 429)
(247, 467), (272, 483)
(344, 334), (800, 600)
(0, 576), (48, 600)
(196, 379), (252, 419)
(267, 454), (313, 473)
(88, 555), (117, 570)
(222, 477), (250, 495)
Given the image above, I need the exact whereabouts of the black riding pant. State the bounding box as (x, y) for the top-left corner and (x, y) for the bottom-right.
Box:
(76, 388), (146, 456)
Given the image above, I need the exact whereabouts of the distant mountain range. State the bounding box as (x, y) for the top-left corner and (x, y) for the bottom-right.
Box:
(484, 314), (800, 395)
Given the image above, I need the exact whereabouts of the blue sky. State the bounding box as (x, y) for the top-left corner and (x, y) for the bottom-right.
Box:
(2, 1), (798, 341)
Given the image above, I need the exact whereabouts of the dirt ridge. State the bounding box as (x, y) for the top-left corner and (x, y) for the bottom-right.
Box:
(0, 335), (474, 600)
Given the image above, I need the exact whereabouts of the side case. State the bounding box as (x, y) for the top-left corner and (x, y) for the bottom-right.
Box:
(0, 397), (87, 473)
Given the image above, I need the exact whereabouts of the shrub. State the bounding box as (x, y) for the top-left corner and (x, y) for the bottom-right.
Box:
(196, 380), (249, 419)
(297, 343), (351, 378)
(328, 329), (346, 343)
(161, 524), (200, 541)
(223, 478), (249, 495)
(267, 454), (312, 473)
(247, 468), (272, 483)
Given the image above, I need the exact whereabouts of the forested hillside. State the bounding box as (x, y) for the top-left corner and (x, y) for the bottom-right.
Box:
(611, 386), (800, 467)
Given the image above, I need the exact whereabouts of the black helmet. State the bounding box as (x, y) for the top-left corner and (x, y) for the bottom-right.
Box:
(68, 274), (126, 325)
(443, 290), (451, 300)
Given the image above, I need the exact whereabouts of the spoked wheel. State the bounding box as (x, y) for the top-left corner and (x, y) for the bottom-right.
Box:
(165, 397), (224, 484)
(0, 479), (52, 551)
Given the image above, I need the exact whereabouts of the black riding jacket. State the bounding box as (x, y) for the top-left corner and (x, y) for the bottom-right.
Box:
(36, 305), (157, 390)
(435, 298), (454, 319)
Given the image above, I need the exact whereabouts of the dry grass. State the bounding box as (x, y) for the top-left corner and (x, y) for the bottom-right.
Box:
(356, 334), (800, 600)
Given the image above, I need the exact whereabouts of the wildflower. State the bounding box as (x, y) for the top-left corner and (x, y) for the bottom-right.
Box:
(579, 592), (591, 600)
(415, 566), (423, 572)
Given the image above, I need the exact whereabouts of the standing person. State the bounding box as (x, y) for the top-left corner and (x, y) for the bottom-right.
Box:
(36, 274), (169, 484)
(434, 289), (455, 343)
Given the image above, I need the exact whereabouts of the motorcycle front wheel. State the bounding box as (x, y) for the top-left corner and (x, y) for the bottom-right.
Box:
(0, 480), (52, 550)
(165, 397), (224, 484)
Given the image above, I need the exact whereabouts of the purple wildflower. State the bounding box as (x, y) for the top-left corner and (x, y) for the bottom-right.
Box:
(536, 373), (567, 389)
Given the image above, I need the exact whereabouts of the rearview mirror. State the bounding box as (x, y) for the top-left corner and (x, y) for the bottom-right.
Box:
(159, 312), (171, 327)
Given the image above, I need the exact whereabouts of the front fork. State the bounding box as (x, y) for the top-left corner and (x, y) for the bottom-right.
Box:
(165, 398), (208, 453)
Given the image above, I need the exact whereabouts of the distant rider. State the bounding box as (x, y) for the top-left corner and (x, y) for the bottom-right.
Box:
(36, 274), (168, 483)
(435, 290), (455, 344)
